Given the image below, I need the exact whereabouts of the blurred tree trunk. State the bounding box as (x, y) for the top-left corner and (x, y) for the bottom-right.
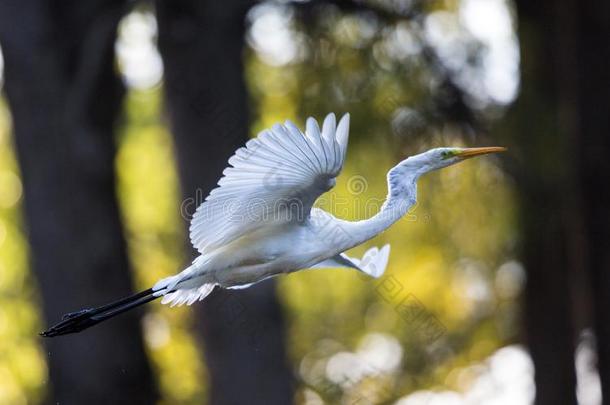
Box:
(506, 1), (580, 404)
(0, 1), (157, 404)
(155, 1), (294, 404)
(508, 0), (610, 404)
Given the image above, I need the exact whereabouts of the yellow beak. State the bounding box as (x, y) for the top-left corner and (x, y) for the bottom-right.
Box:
(455, 146), (507, 159)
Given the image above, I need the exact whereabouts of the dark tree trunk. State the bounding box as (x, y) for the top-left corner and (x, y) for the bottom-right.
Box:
(510, 0), (610, 403)
(507, 1), (581, 404)
(0, 1), (157, 403)
(574, 0), (610, 402)
(155, 1), (294, 404)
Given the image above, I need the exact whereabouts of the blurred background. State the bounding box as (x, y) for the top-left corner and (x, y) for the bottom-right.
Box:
(0, 0), (608, 404)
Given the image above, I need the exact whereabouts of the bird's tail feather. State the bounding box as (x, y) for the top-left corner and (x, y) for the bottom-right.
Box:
(152, 263), (217, 307)
(40, 288), (158, 338)
(160, 283), (216, 307)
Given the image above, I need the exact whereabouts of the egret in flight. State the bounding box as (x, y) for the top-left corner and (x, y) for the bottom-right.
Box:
(41, 113), (505, 337)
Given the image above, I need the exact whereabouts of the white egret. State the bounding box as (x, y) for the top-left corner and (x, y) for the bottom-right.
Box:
(41, 113), (505, 337)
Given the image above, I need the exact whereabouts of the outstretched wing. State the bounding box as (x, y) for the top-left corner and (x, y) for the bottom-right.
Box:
(310, 245), (391, 279)
(189, 113), (351, 254)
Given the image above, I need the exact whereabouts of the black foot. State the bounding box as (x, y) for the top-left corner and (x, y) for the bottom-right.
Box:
(41, 310), (101, 337)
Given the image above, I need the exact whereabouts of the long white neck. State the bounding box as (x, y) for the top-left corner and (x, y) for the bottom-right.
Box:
(339, 162), (423, 250)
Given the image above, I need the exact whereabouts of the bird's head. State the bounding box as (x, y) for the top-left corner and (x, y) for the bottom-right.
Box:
(399, 146), (507, 177)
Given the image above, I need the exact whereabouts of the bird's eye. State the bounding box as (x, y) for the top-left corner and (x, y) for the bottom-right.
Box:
(441, 151), (452, 159)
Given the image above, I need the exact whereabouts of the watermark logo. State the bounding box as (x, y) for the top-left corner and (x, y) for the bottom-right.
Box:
(347, 175), (368, 195)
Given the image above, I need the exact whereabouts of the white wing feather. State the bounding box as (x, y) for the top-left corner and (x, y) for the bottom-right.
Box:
(310, 245), (391, 279)
(189, 113), (350, 254)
